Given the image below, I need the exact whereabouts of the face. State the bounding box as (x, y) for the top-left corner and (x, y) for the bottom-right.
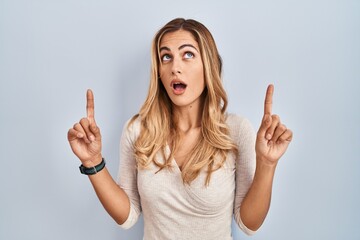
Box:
(159, 30), (205, 109)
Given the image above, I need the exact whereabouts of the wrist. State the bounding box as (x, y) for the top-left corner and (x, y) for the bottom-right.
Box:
(253, 158), (277, 186)
(256, 157), (277, 172)
(79, 157), (106, 175)
(82, 154), (103, 168)
(256, 154), (278, 167)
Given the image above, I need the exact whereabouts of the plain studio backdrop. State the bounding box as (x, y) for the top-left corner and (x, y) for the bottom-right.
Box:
(0, 0), (359, 239)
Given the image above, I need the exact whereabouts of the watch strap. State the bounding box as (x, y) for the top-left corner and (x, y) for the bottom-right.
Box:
(79, 158), (106, 175)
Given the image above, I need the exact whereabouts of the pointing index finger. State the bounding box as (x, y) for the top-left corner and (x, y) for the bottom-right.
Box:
(264, 84), (274, 115)
(86, 89), (95, 123)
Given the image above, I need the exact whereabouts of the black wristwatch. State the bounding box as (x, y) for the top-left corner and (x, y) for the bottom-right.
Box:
(79, 158), (106, 175)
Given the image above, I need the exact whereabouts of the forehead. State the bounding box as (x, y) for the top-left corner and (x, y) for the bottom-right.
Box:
(159, 30), (198, 48)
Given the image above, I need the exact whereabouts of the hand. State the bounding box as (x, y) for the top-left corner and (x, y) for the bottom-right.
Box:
(255, 84), (293, 166)
(67, 89), (102, 167)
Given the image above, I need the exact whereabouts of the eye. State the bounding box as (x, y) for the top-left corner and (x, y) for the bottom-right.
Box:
(161, 54), (171, 62)
(184, 52), (194, 59)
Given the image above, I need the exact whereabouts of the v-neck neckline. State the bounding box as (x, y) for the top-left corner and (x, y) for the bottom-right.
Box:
(165, 143), (183, 173)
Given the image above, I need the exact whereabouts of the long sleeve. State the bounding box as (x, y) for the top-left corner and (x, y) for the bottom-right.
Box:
(116, 118), (142, 229)
(115, 115), (257, 237)
(228, 115), (257, 235)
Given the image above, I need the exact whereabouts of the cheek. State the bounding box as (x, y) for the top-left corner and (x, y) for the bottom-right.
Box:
(195, 67), (205, 87)
(159, 78), (167, 91)
(159, 75), (170, 92)
(159, 67), (168, 81)
(158, 67), (165, 82)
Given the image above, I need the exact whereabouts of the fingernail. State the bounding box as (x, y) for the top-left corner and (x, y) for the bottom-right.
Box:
(266, 134), (272, 140)
(77, 133), (83, 138)
(90, 135), (95, 142)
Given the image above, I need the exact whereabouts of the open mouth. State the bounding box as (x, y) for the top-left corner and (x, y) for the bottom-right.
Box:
(173, 82), (187, 90)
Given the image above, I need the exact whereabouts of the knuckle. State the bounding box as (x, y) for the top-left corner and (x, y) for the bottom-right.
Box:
(279, 124), (287, 131)
(279, 135), (286, 141)
(272, 114), (280, 121)
(270, 122), (277, 130)
(80, 117), (88, 124)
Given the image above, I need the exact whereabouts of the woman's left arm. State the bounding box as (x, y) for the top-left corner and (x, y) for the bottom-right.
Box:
(240, 84), (293, 231)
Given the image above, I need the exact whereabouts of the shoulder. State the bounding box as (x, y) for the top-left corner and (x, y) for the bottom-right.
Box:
(121, 114), (141, 144)
(126, 114), (141, 131)
(226, 113), (254, 132)
(225, 113), (255, 141)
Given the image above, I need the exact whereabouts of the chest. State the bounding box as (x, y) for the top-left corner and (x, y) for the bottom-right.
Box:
(169, 129), (201, 169)
(137, 152), (236, 213)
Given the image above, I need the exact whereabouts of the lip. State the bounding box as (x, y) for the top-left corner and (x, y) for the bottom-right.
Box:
(170, 79), (187, 95)
(170, 79), (187, 88)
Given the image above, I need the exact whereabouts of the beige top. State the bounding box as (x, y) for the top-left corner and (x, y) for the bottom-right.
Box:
(116, 114), (257, 239)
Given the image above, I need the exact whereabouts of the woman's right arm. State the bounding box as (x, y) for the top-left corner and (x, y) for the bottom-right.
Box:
(67, 89), (130, 225)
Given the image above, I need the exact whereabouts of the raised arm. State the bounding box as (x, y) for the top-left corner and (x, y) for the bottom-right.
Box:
(239, 84), (293, 231)
(67, 89), (131, 225)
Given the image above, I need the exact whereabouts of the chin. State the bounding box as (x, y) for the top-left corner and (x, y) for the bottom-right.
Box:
(170, 98), (202, 109)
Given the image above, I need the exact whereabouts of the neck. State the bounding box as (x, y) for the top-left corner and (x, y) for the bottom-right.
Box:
(172, 100), (203, 133)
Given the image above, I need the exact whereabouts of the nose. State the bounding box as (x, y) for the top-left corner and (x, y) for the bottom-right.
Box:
(171, 57), (182, 75)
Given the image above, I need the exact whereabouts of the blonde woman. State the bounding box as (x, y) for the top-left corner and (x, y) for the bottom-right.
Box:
(68, 18), (293, 239)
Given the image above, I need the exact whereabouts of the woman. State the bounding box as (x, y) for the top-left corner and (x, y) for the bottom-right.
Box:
(68, 18), (293, 239)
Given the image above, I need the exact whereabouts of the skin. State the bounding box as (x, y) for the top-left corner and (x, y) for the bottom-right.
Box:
(67, 29), (293, 231)
(158, 30), (205, 167)
(159, 30), (205, 111)
(68, 90), (130, 225)
(240, 84), (293, 230)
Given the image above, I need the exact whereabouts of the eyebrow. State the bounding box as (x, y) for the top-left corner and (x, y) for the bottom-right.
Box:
(159, 44), (199, 53)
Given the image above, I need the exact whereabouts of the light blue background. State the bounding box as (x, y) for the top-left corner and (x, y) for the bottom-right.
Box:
(1, 0), (359, 239)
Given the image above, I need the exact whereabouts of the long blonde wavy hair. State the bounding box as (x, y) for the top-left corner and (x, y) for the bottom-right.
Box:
(129, 18), (238, 185)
